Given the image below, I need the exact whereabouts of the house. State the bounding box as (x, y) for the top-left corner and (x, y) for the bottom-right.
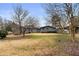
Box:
(11, 22), (25, 35)
(11, 22), (40, 34)
(63, 16), (79, 33)
(11, 22), (20, 34)
(25, 26), (57, 33)
(64, 26), (79, 33)
(39, 26), (57, 33)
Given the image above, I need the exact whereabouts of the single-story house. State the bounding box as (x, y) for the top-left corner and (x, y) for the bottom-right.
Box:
(11, 22), (24, 35)
(25, 26), (57, 33)
(11, 22), (20, 34)
(64, 26), (79, 33)
(39, 26), (57, 33)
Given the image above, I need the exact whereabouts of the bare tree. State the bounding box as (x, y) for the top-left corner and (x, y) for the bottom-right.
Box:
(44, 4), (65, 33)
(12, 5), (29, 34)
(63, 3), (79, 41)
(24, 16), (40, 28)
(22, 16), (40, 35)
(44, 3), (79, 40)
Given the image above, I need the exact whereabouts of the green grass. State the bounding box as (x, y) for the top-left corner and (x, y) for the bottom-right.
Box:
(29, 35), (56, 39)
(27, 34), (69, 42)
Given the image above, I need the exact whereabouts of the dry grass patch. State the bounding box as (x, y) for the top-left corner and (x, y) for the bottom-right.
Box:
(0, 34), (57, 56)
(0, 33), (79, 56)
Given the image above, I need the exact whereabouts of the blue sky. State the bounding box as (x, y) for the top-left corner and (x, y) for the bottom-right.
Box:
(0, 3), (47, 26)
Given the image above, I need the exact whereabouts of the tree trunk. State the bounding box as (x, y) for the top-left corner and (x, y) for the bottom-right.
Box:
(70, 17), (76, 42)
(19, 21), (22, 35)
(19, 26), (22, 34)
(22, 28), (26, 37)
(70, 28), (75, 42)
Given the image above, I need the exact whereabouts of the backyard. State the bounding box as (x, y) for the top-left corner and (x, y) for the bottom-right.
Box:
(0, 33), (79, 56)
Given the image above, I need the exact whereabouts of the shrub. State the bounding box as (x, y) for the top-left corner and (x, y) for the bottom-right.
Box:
(0, 30), (8, 39)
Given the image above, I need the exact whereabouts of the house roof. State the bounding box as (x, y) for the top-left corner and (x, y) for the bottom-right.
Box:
(40, 26), (56, 29)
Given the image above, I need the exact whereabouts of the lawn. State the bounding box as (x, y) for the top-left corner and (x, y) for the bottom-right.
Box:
(0, 33), (79, 56)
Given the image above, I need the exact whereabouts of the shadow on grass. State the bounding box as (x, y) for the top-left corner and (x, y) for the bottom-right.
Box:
(0, 35), (32, 41)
